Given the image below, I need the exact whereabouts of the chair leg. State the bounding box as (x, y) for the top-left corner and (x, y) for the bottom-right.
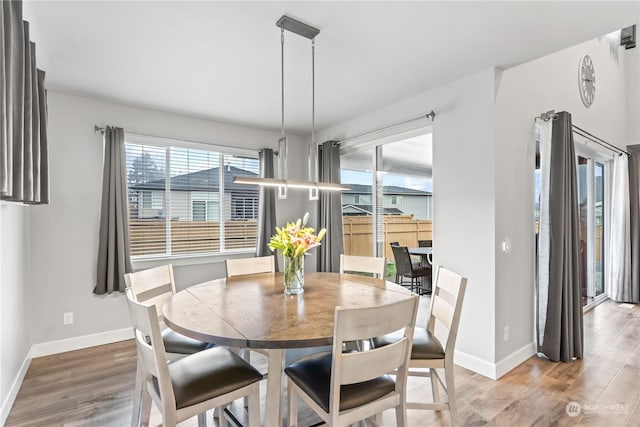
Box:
(139, 384), (152, 426)
(131, 361), (142, 427)
(288, 380), (298, 427)
(430, 368), (440, 404)
(248, 385), (260, 427)
(216, 406), (226, 427)
(395, 404), (407, 427)
(445, 367), (458, 427)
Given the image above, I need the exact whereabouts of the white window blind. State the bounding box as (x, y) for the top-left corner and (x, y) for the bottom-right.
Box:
(125, 138), (260, 257)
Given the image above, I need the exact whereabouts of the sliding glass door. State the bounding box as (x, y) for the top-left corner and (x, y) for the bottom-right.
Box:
(340, 132), (433, 268)
(576, 150), (609, 306)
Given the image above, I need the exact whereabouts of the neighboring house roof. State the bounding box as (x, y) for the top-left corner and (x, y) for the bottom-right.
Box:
(344, 183), (431, 196)
(130, 166), (259, 192)
(342, 204), (404, 216)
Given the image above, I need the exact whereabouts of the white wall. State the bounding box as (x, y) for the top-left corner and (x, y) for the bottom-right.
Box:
(316, 68), (499, 370)
(0, 204), (31, 423)
(27, 91), (309, 344)
(494, 37), (634, 362)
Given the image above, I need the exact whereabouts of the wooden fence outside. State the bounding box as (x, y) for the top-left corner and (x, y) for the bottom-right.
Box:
(130, 216), (431, 260)
(343, 215), (432, 260)
(129, 219), (257, 256)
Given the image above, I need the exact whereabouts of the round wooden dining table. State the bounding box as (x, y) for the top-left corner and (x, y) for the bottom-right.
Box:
(162, 272), (413, 427)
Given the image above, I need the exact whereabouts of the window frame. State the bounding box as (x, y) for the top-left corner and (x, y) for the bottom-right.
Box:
(124, 133), (260, 265)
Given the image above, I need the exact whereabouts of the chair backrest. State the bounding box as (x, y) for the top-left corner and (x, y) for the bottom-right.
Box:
(427, 266), (468, 357)
(339, 254), (386, 278)
(329, 296), (419, 414)
(391, 245), (413, 275)
(125, 287), (175, 406)
(418, 239), (432, 248)
(124, 265), (176, 317)
(225, 255), (275, 278)
(389, 241), (400, 247)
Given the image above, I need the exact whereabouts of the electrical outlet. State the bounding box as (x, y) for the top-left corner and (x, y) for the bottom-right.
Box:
(63, 312), (74, 325)
(503, 326), (510, 342)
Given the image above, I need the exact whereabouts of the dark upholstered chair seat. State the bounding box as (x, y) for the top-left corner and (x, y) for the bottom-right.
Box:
(161, 328), (213, 354)
(372, 328), (444, 360)
(284, 354), (395, 412)
(153, 347), (263, 409)
(409, 264), (430, 277)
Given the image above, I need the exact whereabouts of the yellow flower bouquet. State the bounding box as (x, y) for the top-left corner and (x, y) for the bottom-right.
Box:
(268, 213), (326, 294)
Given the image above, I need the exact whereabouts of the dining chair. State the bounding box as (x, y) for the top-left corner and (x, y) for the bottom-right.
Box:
(124, 265), (215, 426)
(418, 239), (432, 248)
(339, 254), (386, 278)
(391, 245), (431, 294)
(225, 255), (275, 278)
(372, 266), (468, 427)
(125, 288), (262, 427)
(285, 295), (419, 427)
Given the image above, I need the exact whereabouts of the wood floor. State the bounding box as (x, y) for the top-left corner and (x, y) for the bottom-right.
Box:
(5, 299), (640, 426)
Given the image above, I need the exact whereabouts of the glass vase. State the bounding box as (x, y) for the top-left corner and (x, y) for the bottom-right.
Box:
(283, 255), (304, 295)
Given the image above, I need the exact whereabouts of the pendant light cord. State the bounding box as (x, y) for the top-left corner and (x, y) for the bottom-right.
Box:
(311, 38), (315, 147)
(281, 27), (285, 138)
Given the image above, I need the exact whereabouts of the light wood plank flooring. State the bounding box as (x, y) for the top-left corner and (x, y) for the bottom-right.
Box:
(5, 299), (640, 426)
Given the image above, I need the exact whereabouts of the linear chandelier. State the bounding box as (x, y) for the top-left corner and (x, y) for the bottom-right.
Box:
(233, 15), (351, 199)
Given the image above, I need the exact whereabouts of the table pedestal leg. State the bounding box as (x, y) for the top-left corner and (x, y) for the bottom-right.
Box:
(264, 348), (284, 427)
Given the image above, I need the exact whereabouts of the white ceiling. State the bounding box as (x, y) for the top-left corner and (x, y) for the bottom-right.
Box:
(23, 1), (638, 135)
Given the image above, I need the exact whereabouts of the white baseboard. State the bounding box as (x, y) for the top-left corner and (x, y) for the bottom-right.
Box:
(495, 342), (536, 379)
(2, 328), (134, 423)
(454, 341), (536, 380)
(1, 353), (31, 426)
(454, 349), (498, 379)
(29, 327), (134, 358)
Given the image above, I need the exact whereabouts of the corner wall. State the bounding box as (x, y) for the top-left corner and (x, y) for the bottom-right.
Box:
(0, 204), (31, 424)
(316, 68), (499, 373)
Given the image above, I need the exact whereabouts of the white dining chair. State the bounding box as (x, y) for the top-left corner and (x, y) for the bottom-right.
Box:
(225, 255), (275, 278)
(125, 288), (262, 427)
(124, 264), (214, 427)
(372, 265), (468, 426)
(285, 295), (419, 427)
(339, 254), (386, 279)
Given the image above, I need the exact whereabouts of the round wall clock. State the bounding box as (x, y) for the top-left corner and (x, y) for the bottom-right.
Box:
(579, 55), (595, 107)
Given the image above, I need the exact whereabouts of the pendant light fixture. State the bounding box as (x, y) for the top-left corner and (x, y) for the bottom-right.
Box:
(233, 15), (351, 199)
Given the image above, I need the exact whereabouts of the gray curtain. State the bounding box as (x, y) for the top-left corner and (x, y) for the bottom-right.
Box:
(317, 141), (343, 272)
(256, 148), (278, 270)
(537, 111), (583, 362)
(1, 0), (49, 204)
(626, 144), (640, 303)
(94, 126), (132, 294)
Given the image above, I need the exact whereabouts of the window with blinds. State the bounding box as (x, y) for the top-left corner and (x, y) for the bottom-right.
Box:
(125, 137), (260, 257)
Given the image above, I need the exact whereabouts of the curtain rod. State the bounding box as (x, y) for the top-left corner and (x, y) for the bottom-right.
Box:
(335, 110), (436, 145)
(535, 111), (630, 157)
(572, 124), (630, 157)
(94, 124), (272, 154)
